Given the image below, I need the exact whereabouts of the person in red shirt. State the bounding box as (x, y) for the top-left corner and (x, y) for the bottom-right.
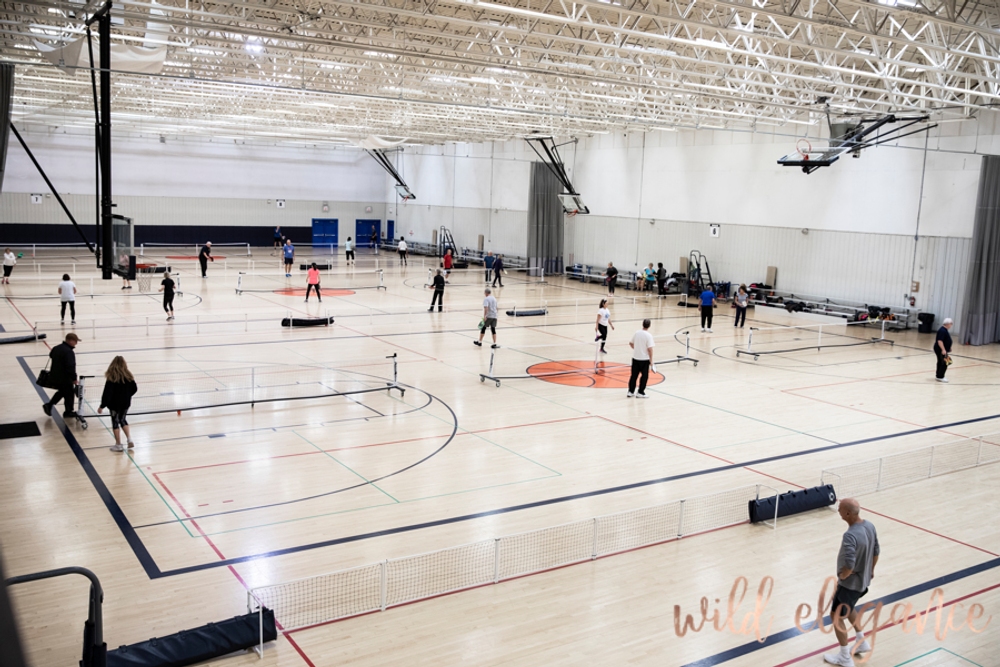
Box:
(443, 248), (453, 280)
(305, 263), (321, 302)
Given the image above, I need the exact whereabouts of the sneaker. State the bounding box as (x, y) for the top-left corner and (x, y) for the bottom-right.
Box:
(491, 344), (499, 349)
(168, 315), (174, 321)
(600, 348), (607, 354)
(636, 393), (649, 398)
(62, 411), (76, 419)
(707, 328), (713, 333)
(61, 320), (65, 325)
(701, 327), (706, 332)
(823, 651), (854, 666)
(126, 441), (134, 449)
(428, 307), (434, 312)
(71, 320), (76, 325)
(110, 444), (124, 452)
(473, 341), (482, 347)
(853, 640), (871, 654)
(42, 403), (52, 416)
(627, 392), (634, 398)
(936, 377), (949, 383)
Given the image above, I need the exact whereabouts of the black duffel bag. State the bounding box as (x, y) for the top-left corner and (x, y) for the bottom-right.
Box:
(748, 484), (836, 523)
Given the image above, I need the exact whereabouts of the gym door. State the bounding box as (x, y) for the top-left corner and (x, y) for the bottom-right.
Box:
(355, 219), (380, 247)
(386, 220), (395, 244)
(311, 219), (338, 249)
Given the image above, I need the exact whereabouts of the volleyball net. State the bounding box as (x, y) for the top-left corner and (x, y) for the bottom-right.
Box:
(75, 355), (403, 417)
(736, 320), (893, 360)
(235, 270), (385, 294)
(247, 483), (772, 638)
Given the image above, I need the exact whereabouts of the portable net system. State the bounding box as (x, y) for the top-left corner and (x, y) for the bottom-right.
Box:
(236, 270), (385, 294)
(735, 320), (893, 360)
(76, 355), (403, 416)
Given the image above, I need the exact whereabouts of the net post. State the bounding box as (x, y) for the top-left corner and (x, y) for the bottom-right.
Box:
(977, 436), (984, 465)
(33, 322), (38, 340)
(145, 316), (149, 336)
(591, 518), (598, 559)
(89, 277), (94, 297)
(251, 367), (255, 407)
(32, 243), (35, 258)
(245, 312), (248, 333)
(237, 273), (242, 294)
(493, 538), (500, 583)
(258, 602), (263, 659)
(196, 315), (200, 334)
(928, 445), (935, 478)
(380, 560), (387, 611)
(488, 350), (496, 378)
(92, 318), (96, 340)
(140, 244), (144, 257)
(677, 499), (685, 538)
(246, 243), (251, 257)
(817, 325), (822, 350)
(875, 458), (884, 491)
(881, 319), (886, 340)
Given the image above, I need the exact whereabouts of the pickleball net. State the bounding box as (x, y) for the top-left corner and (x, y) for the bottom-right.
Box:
(236, 270), (385, 294)
(76, 355), (403, 416)
(736, 320), (893, 359)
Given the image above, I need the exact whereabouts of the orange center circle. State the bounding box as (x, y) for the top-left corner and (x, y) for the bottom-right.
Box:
(526, 360), (665, 388)
(273, 288), (355, 297)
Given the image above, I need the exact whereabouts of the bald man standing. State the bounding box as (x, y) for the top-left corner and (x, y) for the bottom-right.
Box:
(825, 498), (879, 666)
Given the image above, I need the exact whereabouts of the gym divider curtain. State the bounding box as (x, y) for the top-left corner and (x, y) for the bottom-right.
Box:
(0, 63), (13, 194)
(961, 155), (1000, 346)
(527, 162), (564, 277)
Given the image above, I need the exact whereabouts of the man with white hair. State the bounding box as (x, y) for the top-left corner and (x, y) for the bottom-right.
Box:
(824, 498), (879, 666)
(934, 317), (952, 382)
(934, 318), (954, 383)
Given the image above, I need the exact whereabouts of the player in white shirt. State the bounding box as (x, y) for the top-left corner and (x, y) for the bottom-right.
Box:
(627, 318), (655, 398)
(595, 299), (614, 354)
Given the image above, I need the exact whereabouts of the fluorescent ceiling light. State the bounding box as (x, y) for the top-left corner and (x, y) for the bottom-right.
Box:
(477, 2), (552, 20)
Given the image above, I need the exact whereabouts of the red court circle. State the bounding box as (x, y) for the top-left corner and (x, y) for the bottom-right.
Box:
(165, 255), (227, 260)
(526, 360), (665, 388)
(273, 288), (355, 297)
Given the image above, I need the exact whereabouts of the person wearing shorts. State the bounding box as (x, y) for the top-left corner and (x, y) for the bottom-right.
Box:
(159, 272), (175, 320)
(605, 262), (618, 296)
(474, 287), (498, 348)
(58, 273), (77, 324)
(345, 237), (355, 266)
(283, 239), (295, 277)
(398, 237), (408, 265)
(3, 247), (16, 284)
(824, 498), (879, 666)
(595, 299), (614, 354)
(98, 355), (138, 453)
(305, 263), (322, 302)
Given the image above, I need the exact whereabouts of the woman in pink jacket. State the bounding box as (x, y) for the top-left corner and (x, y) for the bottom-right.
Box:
(305, 263), (322, 302)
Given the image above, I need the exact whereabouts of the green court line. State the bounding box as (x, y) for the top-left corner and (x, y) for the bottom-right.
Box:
(894, 647), (984, 667)
(201, 472), (562, 536)
(291, 430), (400, 503)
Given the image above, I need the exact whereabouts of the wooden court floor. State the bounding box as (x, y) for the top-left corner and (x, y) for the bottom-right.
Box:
(1, 247), (998, 667)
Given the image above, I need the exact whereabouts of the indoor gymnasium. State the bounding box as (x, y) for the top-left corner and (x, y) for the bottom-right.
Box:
(1, 1), (999, 666)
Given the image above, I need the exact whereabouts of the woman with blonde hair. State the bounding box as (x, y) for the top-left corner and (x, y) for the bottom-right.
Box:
(98, 356), (138, 452)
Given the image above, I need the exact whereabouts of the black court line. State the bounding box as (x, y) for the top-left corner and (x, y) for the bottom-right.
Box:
(22, 343), (1000, 579)
(682, 556), (1000, 666)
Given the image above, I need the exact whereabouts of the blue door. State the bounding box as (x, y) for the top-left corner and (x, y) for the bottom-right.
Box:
(386, 220), (395, 245)
(311, 218), (338, 249)
(355, 219), (380, 248)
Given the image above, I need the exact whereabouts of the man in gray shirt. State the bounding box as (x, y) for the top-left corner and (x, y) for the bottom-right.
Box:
(474, 287), (499, 348)
(825, 498), (879, 666)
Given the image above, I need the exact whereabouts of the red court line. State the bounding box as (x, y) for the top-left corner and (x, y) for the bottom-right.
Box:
(5, 297), (51, 350)
(787, 366), (944, 393)
(152, 470), (315, 665)
(153, 415), (596, 475)
(773, 580), (1000, 667)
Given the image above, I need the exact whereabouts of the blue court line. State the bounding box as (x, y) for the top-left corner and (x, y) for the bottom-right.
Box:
(681, 558), (1000, 667)
(19, 354), (1000, 580)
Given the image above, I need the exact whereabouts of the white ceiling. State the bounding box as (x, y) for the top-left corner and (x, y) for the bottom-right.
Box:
(4, 0), (1000, 144)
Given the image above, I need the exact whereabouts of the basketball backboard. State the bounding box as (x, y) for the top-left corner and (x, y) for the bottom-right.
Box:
(558, 193), (589, 215)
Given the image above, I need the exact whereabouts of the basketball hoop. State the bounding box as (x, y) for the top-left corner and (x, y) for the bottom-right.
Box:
(566, 209), (579, 217)
(796, 138), (812, 160)
(136, 263), (156, 292)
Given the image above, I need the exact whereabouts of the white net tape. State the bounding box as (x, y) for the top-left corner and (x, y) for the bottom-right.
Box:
(251, 563), (382, 631)
(385, 540), (495, 607)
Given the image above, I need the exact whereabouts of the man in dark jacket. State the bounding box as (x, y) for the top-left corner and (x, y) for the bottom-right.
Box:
(42, 333), (79, 417)
(492, 254), (505, 287)
(199, 241), (213, 278)
(934, 318), (953, 382)
(428, 268), (445, 312)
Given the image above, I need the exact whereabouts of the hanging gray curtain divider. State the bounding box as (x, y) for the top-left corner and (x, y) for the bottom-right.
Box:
(527, 162), (564, 277)
(961, 155), (1000, 346)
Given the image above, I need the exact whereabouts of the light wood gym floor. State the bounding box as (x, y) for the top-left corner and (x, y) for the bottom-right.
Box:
(1, 246), (998, 667)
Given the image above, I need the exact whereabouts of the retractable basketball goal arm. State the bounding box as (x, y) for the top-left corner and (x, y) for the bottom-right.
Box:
(524, 137), (589, 214)
(366, 149), (415, 200)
